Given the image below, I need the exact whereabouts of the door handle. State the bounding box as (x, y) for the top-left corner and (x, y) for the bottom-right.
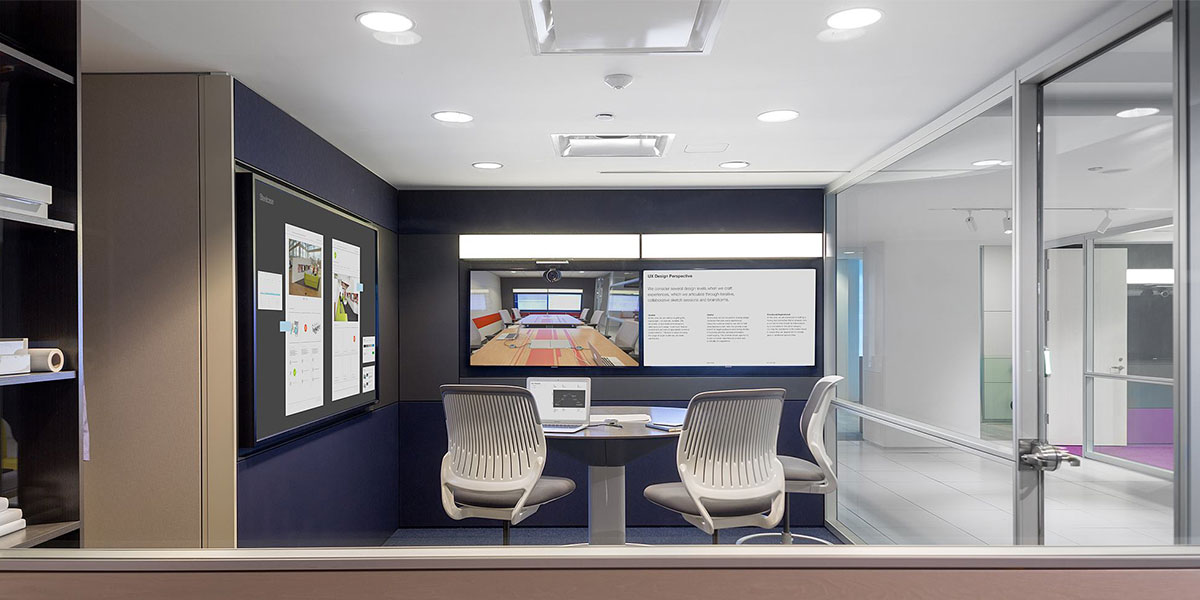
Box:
(1019, 439), (1081, 471)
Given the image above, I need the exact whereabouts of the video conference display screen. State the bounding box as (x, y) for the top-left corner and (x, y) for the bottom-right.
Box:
(467, 270), (641, 367)
(239, 174), (378, 446)
(464, 267), (818, 370)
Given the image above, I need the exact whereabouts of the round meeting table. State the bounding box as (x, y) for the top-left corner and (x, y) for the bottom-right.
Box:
(544, 405), (685, 545)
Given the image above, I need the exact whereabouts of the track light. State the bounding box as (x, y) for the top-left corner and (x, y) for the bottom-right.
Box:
(964, 211), (978, 232)
(1096, 210), (1112, 234)
(1002, 212), (1013, 235)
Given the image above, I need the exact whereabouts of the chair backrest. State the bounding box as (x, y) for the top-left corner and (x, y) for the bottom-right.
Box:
(472, 312), (505, 338)
(588, 310), (605, 325)
(469, 321), (483, 348)
(678, 389), (785, 499)
(499, 309), (513, 325)
(441, 385), (546, 485)
(800, 375), (844, 491)
(579, 308), (590, 321)
(613, 320), (638, 348)
(512, 308), (522, 319)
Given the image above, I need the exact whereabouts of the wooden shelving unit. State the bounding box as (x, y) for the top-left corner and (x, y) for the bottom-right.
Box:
(0, 1), (82, 549)
(0, 520), (79, 550)
(0, 371), (76, 388)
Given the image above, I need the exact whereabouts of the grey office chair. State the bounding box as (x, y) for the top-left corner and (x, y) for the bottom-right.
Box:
(644, 389), (786, 544)
(439, 385), (576, 545)
(737, 375), (843, 545)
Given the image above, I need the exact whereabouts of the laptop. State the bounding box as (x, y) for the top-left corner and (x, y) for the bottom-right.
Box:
(588, 341), (624, 367)
(527, 377), (591, 434)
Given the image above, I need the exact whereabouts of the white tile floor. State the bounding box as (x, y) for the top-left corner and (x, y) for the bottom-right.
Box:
(835, 440), (1173, 545)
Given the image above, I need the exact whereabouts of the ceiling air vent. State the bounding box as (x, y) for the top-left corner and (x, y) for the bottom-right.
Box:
(523, 0), (727, 55)
(551, 134), (674, 158)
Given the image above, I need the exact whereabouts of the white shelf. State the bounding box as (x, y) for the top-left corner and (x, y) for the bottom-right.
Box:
(0, 520), (80, 549)
(0, 208), (74, 232)
(0, 370), (76, 388)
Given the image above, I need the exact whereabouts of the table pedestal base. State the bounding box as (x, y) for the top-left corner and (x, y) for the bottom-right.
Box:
(588, 466), (626, 545)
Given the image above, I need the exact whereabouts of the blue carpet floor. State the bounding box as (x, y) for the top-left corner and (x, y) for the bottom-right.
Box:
(386, 526), (840, 546)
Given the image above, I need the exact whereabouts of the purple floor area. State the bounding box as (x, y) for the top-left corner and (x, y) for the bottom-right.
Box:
(1061, 445), (1173, 470)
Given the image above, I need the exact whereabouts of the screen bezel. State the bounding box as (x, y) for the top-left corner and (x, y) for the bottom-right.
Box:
(459, 259), (823, 378)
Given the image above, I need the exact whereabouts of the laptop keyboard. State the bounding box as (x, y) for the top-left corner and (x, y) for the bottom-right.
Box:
(542, 423), (585, 431)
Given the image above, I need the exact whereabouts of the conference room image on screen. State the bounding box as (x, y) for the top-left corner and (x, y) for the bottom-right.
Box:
(468, 270), (640, 367)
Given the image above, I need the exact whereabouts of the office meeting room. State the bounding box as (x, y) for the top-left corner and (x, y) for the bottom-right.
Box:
(4, 0), (1200, 598)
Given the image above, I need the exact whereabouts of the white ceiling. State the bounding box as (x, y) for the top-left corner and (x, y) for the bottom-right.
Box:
(79, 0), (1123, 190)
(838, 19), (1173, 246)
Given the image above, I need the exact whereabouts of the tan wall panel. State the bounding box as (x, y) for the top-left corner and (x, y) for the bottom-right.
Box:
(198, 74), (238, 548)
(0, 567), (1197, 600)
(81, 74), (203, 547)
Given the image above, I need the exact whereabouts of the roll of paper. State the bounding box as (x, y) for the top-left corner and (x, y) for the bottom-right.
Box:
(28, 348), (63, 373)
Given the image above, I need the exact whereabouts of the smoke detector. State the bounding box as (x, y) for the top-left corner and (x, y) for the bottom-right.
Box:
(604, 74), (634, 90)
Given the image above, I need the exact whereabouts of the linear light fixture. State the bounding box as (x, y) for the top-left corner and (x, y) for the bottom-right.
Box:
(641, 233), (823, 259)
(1126, 269), (1174, 285)
(459, 234), (641, 260)
(512, 288), (585, 294)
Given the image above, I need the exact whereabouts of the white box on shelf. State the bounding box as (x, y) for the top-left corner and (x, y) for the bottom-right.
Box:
(0, 173), (53, 220)
(0, 353), (30, 376)
(0, 339), (28, 356)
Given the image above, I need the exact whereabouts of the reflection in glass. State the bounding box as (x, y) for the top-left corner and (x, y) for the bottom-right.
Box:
(1039, 19), (1175, 545)
(835, 98), (1014, 442)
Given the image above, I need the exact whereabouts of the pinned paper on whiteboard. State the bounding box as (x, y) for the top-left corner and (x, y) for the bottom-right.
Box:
(258, 271), (283, 311)
(362, 336), (376, 364)
(362, 365), (376, 393)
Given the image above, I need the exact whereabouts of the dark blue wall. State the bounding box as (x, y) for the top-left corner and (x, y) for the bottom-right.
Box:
(234, 79), (401, 547)
(238, 403), (400, 547)
(233, 81), (399, 232)
(397, 188), (828, 528)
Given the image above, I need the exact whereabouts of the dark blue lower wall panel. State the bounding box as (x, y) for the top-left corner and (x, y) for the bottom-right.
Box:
(238, 403), (400, 547)
(398, 400), (823, 528)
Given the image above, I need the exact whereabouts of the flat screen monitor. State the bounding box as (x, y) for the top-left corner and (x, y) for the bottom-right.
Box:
(467, 270), (640, 367)
(642, 268), (816, 367)
(527, 377), (591, 423)
(238, 174), (378, 447)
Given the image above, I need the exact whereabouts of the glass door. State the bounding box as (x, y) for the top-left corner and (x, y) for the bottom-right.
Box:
(1030, 17), (1176, 545)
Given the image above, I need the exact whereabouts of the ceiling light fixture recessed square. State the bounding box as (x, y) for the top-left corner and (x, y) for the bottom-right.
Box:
(551, 134), (674, 158)
(523, 0), (727, 55)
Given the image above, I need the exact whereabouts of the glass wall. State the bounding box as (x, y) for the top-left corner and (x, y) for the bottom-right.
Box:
(1040, 18), (1175, 544)
(833, 97), (1016, 543)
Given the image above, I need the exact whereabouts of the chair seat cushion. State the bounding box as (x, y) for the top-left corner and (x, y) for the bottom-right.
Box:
(451, 476), (575, 509)
(780, 455), (825, 482)
(643, 482), (776, 518)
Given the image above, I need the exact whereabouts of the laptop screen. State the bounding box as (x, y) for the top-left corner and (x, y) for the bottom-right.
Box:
(527, 377), (590, 423)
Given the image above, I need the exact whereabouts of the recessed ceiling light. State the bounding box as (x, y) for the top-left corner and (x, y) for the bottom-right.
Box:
(473, 162), (503, 170)
(719, 161), (750, 169)
(433, 111), (474, 123)
(972, 159), (1004, 167)
(757, 110), (799, 123)
(826, 8), (883, 30)
(595, 113), (615, 121)
(356, 11), (414, 33)
(1116, 107), (1160, 118)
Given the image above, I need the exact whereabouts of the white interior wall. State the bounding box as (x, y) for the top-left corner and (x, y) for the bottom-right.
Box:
(1047, 248), (1085, 445)
(469, 271), (502, 319)
(861, 239), (984, 447)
